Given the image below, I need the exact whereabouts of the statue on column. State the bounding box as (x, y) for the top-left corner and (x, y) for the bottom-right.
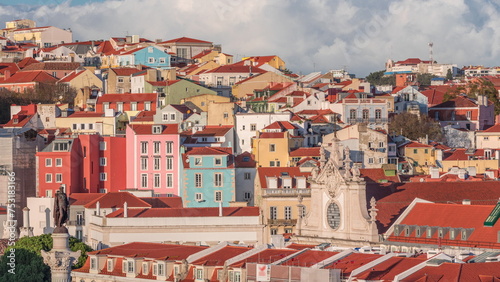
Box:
(53, 185), (69, 232)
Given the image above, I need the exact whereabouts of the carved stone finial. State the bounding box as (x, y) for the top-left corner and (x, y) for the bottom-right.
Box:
(351, 163), (361, 181)
(369, 197), (378, 223)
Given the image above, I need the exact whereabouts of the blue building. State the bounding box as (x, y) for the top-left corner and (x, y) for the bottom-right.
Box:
(118, 46), (171, 69)
(182, 147), (235, 207)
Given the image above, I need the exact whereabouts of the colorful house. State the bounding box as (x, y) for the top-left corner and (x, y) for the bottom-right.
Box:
(126, 124), (180, 196)
(398, 141), (440, 174)
(117, 45), (170, 69)
(181, 147), (235, 207)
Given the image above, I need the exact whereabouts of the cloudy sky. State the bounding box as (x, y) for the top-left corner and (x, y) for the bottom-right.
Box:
(1, 0), (499, 77)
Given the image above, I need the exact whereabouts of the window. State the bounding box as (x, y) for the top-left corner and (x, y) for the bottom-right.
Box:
(100, 173), (107, 181)
(141, 157), (148, 170)
(154, 157), (161, 170)
(269, 144), (276, 152)
(157, 263), (165, 276)
(194, 157), (202, 166)
(153, 142), (161, 154)
(107, 259), (113, 272)
(300, 206), (306, 218)
(131, 102), (137, 111)
(485, 136), (490, 140)
(195, 193), (203, 201)
(250, 124), (256, 131)
(244, 192), (251, 200)
(368, 158), (374, 164)
(45, 158), (52, 167)
(379, 157), (384, 164)
(375, 109), (382, 119)
(362, 109), (369, 120)
(214, 157), (222, 166)
(118, 77), (124, 83)
(466, 111), (472, 120)
(166, 157), (173, 170)
(100, 157), (107, 166)
(153, 125), (162, 134)
(45, 189), (52, 197)
(154, 174), (161, 188)
(55, 173), (62, 183)
(91, 258), (97, 270)
(53, 142), (69, 151)
(350, 109), (356, 120)
(214, 173), (223, 187)
(244, 172), (251, 180)
(81, 123), (85, 130)
(427, 228), (432, 238)
(141, 174), (148, 188)
(159, 58), (166, 64)
(148, 57), (154, 63)
(100, 141), (106, 151)
(76, 212), (84, 225)
(166, 173), (173, 188)
(270, 161), (275, 167)
(170, 113), (176, 120)
(270, 206), (277, 220)
(223, 112), (229, 118)
(127, 261), (134, 273)
(195, 173), (202, 188)
(215, 191), (222, 202)
(270, 229), (277, 235)
(242, 125), (245, 130)
(413, 149), (418, 154)
(142, 262), (148, 275)
(145, 102), (151, 111)
(424, 149), (428, 154)
(166, 141), (173, 154)
(72, 124), (77, 130)
(461, 230), (467, 240)
(285, 206), (292, 220)
(196, 269), (203, 280)
(416, 228), (421, 237)
(162, 113), (168, 121)
(46, 173), (52, 183)
(379, 142), (384, 148)
(141, 142), (148, 154)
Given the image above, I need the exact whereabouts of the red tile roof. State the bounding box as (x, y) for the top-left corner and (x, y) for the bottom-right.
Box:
(289, 147), (321, 157)
(111, 67), (146, 76)
(17, 57), (38, 69)
(443, 148), (487, 161)
(106, 206), (260, 218)
(432, 95), (483, 108)
(229, 249), (298, 267)
(258, 132), (286, 139)
(139, 197), (183, 208)
(87, 242), (207, 260)
(1, 70), (57, 84)
(257, 167), (311, 189)
(262, 121), (298, 131)
(323, 253), (383, 276)
(403, 261), (500, 282)
(395, 58), (431, 65)
(185, 147), (232, 156)
(280, 250), (339, 267)
(129, 124), (178, 135)
(482, 124), (500, 133)
(191, 49), (214, 59)
(69, 193), (104, 206)
(286, 243), (317, 250)
(192, 246), (252, 266)
(131, 111), (155, 122)
(400, 141), (434, 148)
(97, 93), (157, 103)
(22, 62), (81, 71)
(234, 152), (256, 168)
(359, 168), (400, 184)
(182, 125), (233, 137)
(84, 192), (152, 209)
(354, 256), (426, 280)
(204, 64), (266, 74)
(160, 37), (212, 44)
(58, 69), (86, 83)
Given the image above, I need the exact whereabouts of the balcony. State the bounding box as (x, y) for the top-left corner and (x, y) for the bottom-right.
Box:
(67, 219), (85, 226)
(262, 188), (310, 197)
(267, 219), (297, 226)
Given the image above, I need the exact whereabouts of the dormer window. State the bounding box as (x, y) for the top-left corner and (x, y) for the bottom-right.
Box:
(107, 259), (113, 272)
(142, 262), (148, 275)
(90, 257), (97, 270)
(53, 142), (69, 151)
(461, 229), (468, 240)
(153, 125), (162, 134)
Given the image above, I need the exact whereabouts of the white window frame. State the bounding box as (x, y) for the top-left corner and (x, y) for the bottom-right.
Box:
(166, 173), (173, 188)
(154, 157), (161, 170)
(141, 174), (148, 188)
(215, 191), (222, 202)
(166, 141), (173, 154)
(154, 173), (161, 188)
(166, 156), (173, 170)
(195, 173), (202, 188)
(214, 173), (223, 187)
(45, 158), (52, 167)
(55, 158), (62, 167)
(100, 173), (107, 181)
(55, 173), (62, 183)
(100, 157), (107, 166)
(100, 141), (107, 151)
(141, 141), (148, 155)
(195, 193), (203, 201)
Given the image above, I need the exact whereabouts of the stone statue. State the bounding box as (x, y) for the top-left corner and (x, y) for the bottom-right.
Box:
(53, 185), (69, 232)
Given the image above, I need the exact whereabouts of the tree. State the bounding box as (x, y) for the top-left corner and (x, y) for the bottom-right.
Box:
(0, 234), (93, 281)
(446, 69), (453, 81)
(365, 70), (396, 86)
(0, 248), (51, 282)
(389, 112), (443, 141)
(416, 73), (437, 86)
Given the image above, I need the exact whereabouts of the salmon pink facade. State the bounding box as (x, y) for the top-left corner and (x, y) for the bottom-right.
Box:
(126, 124), (180, 196)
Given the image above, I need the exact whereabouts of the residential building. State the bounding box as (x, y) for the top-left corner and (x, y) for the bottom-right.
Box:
(231, 71), (294, 99)
(7, 25), (72, 48)
(206, 102), (242, 126)
(234, 152), (256, 205)
(182, 147), (235, 207)
(241, 55), (286, 70)
(441, 148), (500, 174)
(252, 124), (303, 168)
(181, 93), (230, 112)
(153, 104), (203, 131)
(20, 62), (81, 79)
(198, 63), (266, 96)
(126, 124), (180, 196)
(391, 85), (429, 114)
(105, 67), (146, 94)
(476, 124), (500, 149)
(117, 45), (170, 68)
(398, 141), (439, 174)
(0, 70), (58, 92)
(58, 68), (103, 110)
(160, 79), (217, 105)
(181, 125), (233, 148)
(341, 94), (389, 130)
(55, 111), (120, 136)
(95, 93), (158, 113)
(158, 36), (215, 60)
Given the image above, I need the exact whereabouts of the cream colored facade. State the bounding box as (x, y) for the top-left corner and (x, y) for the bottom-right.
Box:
(5, 19), (35, 29)
(441, 159), (499, 174)
(55, 113), (118, 136)
(231, 71), (294, 99)
(476, 131), (500, 149)
(207, 102), (238, 126)
(403, 144), (438, 174)
(62, 69), (103, 108)
(242, 55), (286, 70)
(10, 26), (72, 47)
(181, 94), (230, 112)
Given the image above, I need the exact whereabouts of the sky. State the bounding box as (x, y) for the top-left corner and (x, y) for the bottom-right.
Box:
(0, 0), (499, 77)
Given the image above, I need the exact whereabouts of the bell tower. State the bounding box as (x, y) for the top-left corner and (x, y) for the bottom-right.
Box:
(295, 139), (379, 246)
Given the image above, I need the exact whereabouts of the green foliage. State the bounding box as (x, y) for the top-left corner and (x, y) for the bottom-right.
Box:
(69, 237), (94, 269)
(416, 73), (437, 86)
(0, 248), (51, 282)
(365, 70), (396, 86)
(389, 112), (443, 141)
(446, 69), (453, 81)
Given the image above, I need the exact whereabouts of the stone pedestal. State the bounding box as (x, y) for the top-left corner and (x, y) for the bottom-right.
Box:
(41, 231), (81, 282)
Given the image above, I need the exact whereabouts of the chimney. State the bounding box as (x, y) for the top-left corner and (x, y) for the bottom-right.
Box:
(430, 167), (440, 179)
(124, 202), (128, 218)
(96, 201), (101, 216)
(218, 201), (223, 217)
(462, 199), (471, 205)
(458, 169), (467, 180)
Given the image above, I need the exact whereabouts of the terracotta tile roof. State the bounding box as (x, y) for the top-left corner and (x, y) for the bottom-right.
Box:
(389, 203), (500, 247)
(132, 111), (155, 122)
(192, 246), (252, 266)
(204, 64), (266, 74)
(86, 242), (207, 260)
(280, 250), (339, 267)
(120, 46), (146, 55)
(69, 193), (104, 206)
(354, 256), (426, 280)
(482, 124), (500, 133)
(17, 57), (38, 69)
(258, 132), (286, 139)
(0, 63), (20, 76)
(395, 58), (431, 65)
(107, 207), (259, 218)
(147, 80), (167, 86)
(399, 141), (434, 148)
(403, 262), (500, 282)
(97, 93), (157, 103)
(21, 62), (81, 71)
(160, 37), (212, 44)
(289, 147), (321, 157)
(191, 49), (214, 59)
(84, 192), (152, 209)
(185, 147), (232, 156)
(367, 182), (500, 233)
(432, 95), (481, 108)
(111, 67), (147, 76)
(61, 112), (104, 118)
(129, 124), (178, 135)
(443, 148), (487, 161)
(1, 70), (57, 84)
(295, 109), (335, 116)
(323, 253), (383, 276)
(359, 168), (400, 184)
(257, 167), (311, 189)
(139, 197), (183, 208)
(286, 243), (317, 250)
(2, 114), (33, 128)
(234, 152), (256, 168)
(229, 249), (298, 267)
(309, 114), (330, 124)
(262, 121), (298, 131)
(391, 86), (406, 94)
(182, 125), (233, 137)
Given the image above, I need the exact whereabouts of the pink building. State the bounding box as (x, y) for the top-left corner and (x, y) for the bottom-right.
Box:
(126, 124), (180, 196)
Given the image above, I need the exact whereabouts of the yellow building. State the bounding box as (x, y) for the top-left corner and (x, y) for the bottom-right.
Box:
(207, 102), (240, 126)
(56, 111), (118, 136)
(59, 68), (103, 110)
(252, 129), (303, 168)
(441, 148), (500, 174)
(242, 55), (286, 70)
(181, 94), (230, 112)
(231, 71), (294, 99)
(9, 26), (72, 48)
(254, 166), (312, 241)
(399, 141), (438, 174)
(476, 124), (500, 149)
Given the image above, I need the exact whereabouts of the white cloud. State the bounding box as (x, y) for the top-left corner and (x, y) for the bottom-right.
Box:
(1, 0), (499, 76)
